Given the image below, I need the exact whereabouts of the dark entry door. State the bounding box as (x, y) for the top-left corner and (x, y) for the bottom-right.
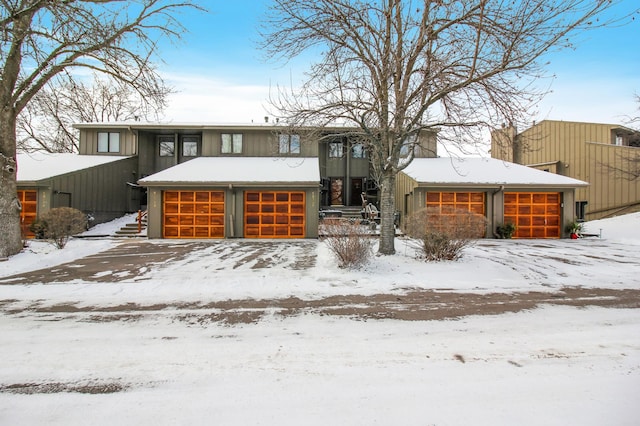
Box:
(351, 178), (364, 206)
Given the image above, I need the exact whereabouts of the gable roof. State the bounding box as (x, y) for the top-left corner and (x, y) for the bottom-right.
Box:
(138, 157), (320, 186)
(17, 152), (132, 182)
(401, 157), (588, 187)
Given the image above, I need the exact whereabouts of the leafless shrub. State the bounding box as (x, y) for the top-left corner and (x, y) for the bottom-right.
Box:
(320, 218), (374, 269)
(404, 207), (487, 261)
(39, 207), (87, 249)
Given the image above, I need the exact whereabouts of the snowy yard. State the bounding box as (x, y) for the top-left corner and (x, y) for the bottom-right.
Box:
(0, 213), (639, 425)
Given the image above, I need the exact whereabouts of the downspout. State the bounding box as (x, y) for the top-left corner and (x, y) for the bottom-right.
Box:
(128, 126), (138, 155)
(492, 185), (505, 238)
(228, 183), (235, 238)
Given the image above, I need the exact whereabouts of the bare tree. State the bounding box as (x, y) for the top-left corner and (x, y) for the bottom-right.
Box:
(17, 72), (170, 153)
(0, 0), (201, 258)
(261, 0), (632, 255)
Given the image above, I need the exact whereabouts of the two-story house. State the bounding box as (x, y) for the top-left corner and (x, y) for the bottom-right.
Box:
(16, 120), (588, 240)
(491, 120), (640, 221)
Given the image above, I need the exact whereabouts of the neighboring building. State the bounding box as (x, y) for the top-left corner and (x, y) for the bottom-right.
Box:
(15, 120), (587, 240)
(396, 158), (588, 239)
(16, 152), (137, 237)
(491, 120), (640, 221)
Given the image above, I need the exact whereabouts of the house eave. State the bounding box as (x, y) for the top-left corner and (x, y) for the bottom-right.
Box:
(139, 181), (321, 188)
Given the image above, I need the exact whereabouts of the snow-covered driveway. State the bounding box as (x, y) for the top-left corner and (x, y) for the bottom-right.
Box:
(0, 212), (639, 425)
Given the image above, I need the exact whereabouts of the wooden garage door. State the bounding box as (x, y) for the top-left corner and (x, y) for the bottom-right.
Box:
(504, 192), (560, 238)
(163, 191), (225, 238)
(425, 192), (486, 235)
(426, 192), (486, 215)
(18, 190), (37, 238)
(244, 191), (305, 238)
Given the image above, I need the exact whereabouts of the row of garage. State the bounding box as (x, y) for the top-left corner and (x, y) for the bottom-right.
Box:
(162, 190), (306, 239)
(18, 157), (585, 240)
(157, 189), (562, 239)
(20, 188), (565, 240)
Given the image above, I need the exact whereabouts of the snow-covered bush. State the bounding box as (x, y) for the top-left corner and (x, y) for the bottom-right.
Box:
(37, 207), (88, 249)
(320, 218), (374, 269)
(404, 207), (486, 261)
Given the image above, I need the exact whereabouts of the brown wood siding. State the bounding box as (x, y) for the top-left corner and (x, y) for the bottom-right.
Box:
(163, 191), (225, 238)
(504, 192), (560, 239)
(18, 190), (37, 238)
(244, 191), (305, 238)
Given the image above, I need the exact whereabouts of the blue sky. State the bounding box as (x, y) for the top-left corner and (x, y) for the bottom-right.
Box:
(158, 1), (640, 128)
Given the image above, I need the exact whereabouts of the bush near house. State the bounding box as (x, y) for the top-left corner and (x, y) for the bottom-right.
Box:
(32, 207), (87, 249)
(320, 218), (374, 269)
(404, 207), (487, 261)
(496, 223), (517, 239)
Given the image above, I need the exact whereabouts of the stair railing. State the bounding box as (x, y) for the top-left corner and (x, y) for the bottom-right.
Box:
(137, 210), (148, 233)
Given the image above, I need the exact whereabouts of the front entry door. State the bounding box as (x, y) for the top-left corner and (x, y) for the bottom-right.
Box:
(330, 178), (343, 205)
(351, 178), (364, 206)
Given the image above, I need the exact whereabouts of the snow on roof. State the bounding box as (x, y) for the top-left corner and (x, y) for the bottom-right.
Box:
(73, 121), (358, 131)
(402, 157), (588, 186)
(17, 152), (131, 182)
(139, 157), (320, 185)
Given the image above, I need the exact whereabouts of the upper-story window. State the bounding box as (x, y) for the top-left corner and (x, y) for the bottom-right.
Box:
(221, 133), (243, 154)
(351, 143), (366, 158)
(279, 133), (301, 154)
(182, 136), (199, 157)
(159, 135), (175, 157)
(329, 142), (344, 158)
(97, 132), (120, 153)
(400, 134), (417, 158)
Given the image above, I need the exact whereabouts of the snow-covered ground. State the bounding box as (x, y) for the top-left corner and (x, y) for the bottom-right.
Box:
(0, 213), (639, 425)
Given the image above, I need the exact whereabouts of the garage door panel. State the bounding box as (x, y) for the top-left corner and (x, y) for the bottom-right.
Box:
(425, 191), (487, 237)
(504, 192), (560, 239)
(163, 190), (224, 238)
(244, 191), (306, 238)
(18, 190), (38, 238)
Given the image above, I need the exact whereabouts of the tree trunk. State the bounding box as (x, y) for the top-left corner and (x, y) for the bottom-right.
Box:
(0, 108), (23, 258)
(378, 171), (396, 255)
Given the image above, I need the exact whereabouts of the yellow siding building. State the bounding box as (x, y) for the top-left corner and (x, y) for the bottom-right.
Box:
(491, 120), (640, 220)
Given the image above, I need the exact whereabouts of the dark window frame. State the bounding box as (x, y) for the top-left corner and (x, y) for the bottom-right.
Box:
(182, 136), (200, 157)
(221, 133), (243, 154)
(158, 135), (175, 157)
(329, 142), (344, 158)
(278, 133), (301, 155)
(97, 131), (120, 153)
(351, 143), (366, 159)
